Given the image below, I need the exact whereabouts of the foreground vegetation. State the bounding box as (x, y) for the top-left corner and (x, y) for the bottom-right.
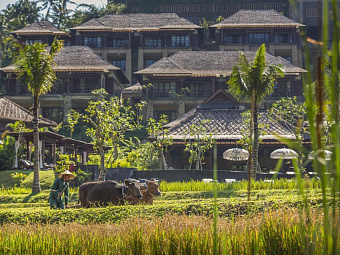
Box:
(0, 211), (336, 255)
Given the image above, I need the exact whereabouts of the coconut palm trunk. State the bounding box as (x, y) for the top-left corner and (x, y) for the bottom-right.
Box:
(252, 105), (259, 179)
(32, 102), (41, 193)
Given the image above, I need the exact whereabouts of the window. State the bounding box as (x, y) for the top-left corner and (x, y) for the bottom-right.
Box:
(24, 39), (43, 45)
(171, 35), (190, 47)
(282, 56), (292, 62)
(188, 84), (212, 97)
(223, 34), (243, 44)
(51, 77), (68, 94)
(144, 37), (161, 47)
(248, 33), (270, 44)
(306, 8), (318, 18)
(274, 34), (293, 44)
(145, 59), (157, 67)
(153, 111), (176, 122)
(152, 82), (176, 97)
(111, 38), (129, 47)
(85, 78), (100, 93)
(112, 60), (126, 71)
(83, 37), (102, 48)
(42, 108), (63, 123)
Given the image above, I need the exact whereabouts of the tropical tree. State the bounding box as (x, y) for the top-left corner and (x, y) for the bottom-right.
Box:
(184, 120), (213, 170)
(15, 39), (63, 193)
(0, 0), (41, 67)
(67, 89), (145, 181)
(228, 44), (284, 178)
(147, 115), (173, 170)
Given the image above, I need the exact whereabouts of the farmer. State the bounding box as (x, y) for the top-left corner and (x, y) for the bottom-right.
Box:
(49, 170), (75, 209)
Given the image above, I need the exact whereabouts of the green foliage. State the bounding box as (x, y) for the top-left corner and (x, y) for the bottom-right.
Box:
(10, 172), (27, 187)
(0, 135), (15, 171)
(0, 0), (41, 67)
(54, 153), (73, 175)
(184, 120), (213, 170)
(15, 39), (63, 101)
(68, 89), (145, 179)
(146, 115), (173, 170)
(237, 110), (266, 151)
(0, 170), (31, 188)
(21, 170), (55, 190)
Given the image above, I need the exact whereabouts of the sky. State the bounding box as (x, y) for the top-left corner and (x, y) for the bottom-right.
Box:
(0, 0), (107, 13)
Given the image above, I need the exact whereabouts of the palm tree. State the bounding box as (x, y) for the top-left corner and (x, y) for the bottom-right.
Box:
(228, 44), (284, 179)
(15, 38), (62, 193)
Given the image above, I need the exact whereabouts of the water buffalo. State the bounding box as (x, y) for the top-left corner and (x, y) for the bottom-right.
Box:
(126, 180), (161, 205)
(86, 180), (142, 207)
(78, 182), (98, 207)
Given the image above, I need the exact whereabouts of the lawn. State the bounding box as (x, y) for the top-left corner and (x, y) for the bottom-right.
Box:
(0, 170), (32, 188)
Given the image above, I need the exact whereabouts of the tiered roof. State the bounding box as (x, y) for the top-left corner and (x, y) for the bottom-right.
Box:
(71, 13), (200, 32)
(0, 97), (57, 128)
(0, 46), (129, 84)
(11, 21), (69, 36)
(212, 10), (304, 29)
(164, 90), (295, 142)
(135, 51), (306, 77)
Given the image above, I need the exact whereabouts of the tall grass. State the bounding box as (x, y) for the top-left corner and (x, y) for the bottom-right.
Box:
(286, 0), (340, 253)
(159, 178), (321, 192)
(0, 211), (337, 255)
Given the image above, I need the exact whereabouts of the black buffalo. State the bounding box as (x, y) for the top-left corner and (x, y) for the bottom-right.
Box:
(81, 180), (142, 207)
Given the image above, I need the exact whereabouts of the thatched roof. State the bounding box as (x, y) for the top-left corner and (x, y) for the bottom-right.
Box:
(0, 97), (57, 128)
(122, 83), (143, 93)
(11, 21), (69, 36)
(135, 51), (306, 77)
(0, 46), (129, 83)
(212, 10), (304, 29)
(72, 13), (200, 32)
(164, 90), (294, 141)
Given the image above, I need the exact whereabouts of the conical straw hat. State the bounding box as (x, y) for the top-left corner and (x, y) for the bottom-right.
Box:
(58, 170), (76, 180)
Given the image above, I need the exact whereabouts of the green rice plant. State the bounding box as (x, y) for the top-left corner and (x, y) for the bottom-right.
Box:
(284, 0), (340, 253)
(0, 211), (337, 255)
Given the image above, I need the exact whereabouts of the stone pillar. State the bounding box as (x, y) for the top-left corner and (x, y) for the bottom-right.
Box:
(126, 49), (132, 83)
(138, 48), (144, 70)
(52, 140), (56, 164)
(80, 78), (85, 93)
(178, 101), (185, 117)
(14, 140), (19, 169)
(269, 44), (275, 55)
(100, 73), (105, 89)
(39, 140), (43, 169)
(83, 151), (87, 165)
(62, 96), (72, 121)
(292, 45), (298, 66)
(146, 101), (154, 120)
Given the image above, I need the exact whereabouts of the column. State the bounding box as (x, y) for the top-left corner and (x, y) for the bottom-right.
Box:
(83, 151), (87, 165)
(14, 140), (19, 169)
(38, 140), (43, 169)
(52, 140), (56, 164)
(138, 48), (144, 70)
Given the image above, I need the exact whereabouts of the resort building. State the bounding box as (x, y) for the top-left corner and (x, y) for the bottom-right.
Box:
(0, 46), (129, 123)
(212, 10), (304, 67)
(163, 90), (295, 170)
(10, 20), (71, 46)
(134, 50), (306, 122)
(125, 0), (290, 24)
(70, 13), (201, 84)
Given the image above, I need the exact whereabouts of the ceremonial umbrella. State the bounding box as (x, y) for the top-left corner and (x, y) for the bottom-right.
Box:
(223, 148), (249, 161)
(270, 148), (298, 159)
(308, 150), (332, 161)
